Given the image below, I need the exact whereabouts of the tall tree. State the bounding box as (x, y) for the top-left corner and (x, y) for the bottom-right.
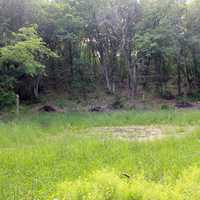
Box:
(0, 25), (56, 103)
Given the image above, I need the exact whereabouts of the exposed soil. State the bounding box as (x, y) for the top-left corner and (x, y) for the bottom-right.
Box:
(93, 126), (164, 141)
(91, 125), (195, 141)
(37, 105), (64, 113)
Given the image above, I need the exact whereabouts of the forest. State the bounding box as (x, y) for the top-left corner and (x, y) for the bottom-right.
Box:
(1, 0), (200, 200)
(0, 0), (200, 109)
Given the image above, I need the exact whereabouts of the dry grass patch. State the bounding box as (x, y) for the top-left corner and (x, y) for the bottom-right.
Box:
(88, 125), (197, 141)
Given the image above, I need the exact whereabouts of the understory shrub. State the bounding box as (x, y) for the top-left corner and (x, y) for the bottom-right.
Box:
(50, 166), (200, 200)
(160, 104), (170, 110)
(111, 95), (124, 110)
(0, 90), (16, 109)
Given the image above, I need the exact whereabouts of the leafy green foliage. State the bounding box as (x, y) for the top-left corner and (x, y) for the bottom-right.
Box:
(0, 25), (56, 76)
(0, 90), (16, 109)
(1, 0), (200, 103)
(0, 25), (57, 108)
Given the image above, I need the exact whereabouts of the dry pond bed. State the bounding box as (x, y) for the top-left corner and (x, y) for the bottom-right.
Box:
(86, 125), (196, 141)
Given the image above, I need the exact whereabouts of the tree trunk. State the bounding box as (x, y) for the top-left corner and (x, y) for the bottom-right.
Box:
(99, 50), (112, 92)
(68, 41), (74, 78)
(185, 64), (193, 95)
(103, 61), (112, 92)
(110, 48), (118, 94)
(128, 66), (137, 97)
(155, 57), (163, 96)
(124, 49), (137, 98)
(34, 74), (41, 99)
(133, 63), (137, 96)
(177, 63), (182, 96)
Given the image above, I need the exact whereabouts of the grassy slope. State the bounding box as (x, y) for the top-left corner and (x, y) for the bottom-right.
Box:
(1, 110), (200, 199)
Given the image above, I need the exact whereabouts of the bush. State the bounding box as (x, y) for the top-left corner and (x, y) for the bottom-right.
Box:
(160, 104), (170, 110)
(162, 91), (175, 100)
(111, 96), (124, 110)
(49, 167), (200, 200)
(0, 90), (16, 109)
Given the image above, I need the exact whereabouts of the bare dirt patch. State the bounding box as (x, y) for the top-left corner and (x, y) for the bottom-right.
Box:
(94, 126), (164, 141)
(91, 125), (196, 141)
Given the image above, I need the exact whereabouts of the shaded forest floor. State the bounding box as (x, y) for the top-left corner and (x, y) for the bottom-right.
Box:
(9, 90), (200, 115)
(2, 89), (200, 119)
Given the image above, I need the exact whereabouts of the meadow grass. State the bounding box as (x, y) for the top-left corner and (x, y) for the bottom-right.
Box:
(1, 110), (200, 199)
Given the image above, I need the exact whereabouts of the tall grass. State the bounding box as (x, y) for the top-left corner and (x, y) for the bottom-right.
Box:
(50, 167), (200, 200)
(1, 110), (200, 199)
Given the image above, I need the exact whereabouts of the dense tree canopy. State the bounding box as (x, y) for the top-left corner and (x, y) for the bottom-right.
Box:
(0, 0), (200, 108)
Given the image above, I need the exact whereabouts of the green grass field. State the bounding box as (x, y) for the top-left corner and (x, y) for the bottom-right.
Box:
(1, 110), (200, 199)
